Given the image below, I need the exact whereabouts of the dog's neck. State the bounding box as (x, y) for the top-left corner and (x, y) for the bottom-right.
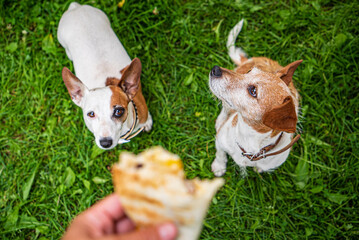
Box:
(219, 100), (297, 161)
(224, 103), (293, 157)
(234, 113), (276, 153)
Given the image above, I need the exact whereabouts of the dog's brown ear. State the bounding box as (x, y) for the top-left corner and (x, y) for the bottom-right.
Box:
(276, 60), (302, 85)
(62, 67), (87, 107)
(119, 58), (142, 99)
(106, 64), (133, 86)
(120, 64), (130, 75)
(263, 96), (297, 133)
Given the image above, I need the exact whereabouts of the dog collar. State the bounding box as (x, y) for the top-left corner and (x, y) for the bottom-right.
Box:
(237, 133), (301, 161)
(118, 100), (144, 144)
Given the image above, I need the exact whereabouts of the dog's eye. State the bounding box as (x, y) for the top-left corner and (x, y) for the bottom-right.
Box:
(113, 107), (125, 118)
(248, 85), (257, 98)
(87, 111), (95, 118)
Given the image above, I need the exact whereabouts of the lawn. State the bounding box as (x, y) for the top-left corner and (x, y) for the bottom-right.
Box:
(1, 0), (358, 239)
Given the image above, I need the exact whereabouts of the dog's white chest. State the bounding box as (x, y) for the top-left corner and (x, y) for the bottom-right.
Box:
(213, 111), (292, 175)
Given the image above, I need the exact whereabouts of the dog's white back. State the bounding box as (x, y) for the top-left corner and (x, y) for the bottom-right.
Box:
(58, 2), (131, 89)
(58, 3), (152, 149)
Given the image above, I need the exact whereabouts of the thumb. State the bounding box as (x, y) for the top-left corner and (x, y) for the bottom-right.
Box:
(101, 222), (178, 240)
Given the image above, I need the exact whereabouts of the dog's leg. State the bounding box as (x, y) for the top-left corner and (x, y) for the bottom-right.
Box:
(230, 153), (249, 177)
(254, 167), (263, 173)
(211, 142), (228, 177)
(143, 112), (153, 132)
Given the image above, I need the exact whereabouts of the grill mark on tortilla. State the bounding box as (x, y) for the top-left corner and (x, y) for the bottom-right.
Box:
(124, 205), (171, 223)
(114, 168), (166, 189)
(118, 189), (164, 207)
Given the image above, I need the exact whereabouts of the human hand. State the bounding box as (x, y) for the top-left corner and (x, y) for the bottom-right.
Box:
(62, 193), (177, 240)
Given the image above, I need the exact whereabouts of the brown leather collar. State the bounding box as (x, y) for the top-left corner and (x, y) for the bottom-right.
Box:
(237, 133), (301, 161)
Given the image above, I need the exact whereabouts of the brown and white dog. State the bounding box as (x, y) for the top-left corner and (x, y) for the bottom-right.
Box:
(209, 20), (301, 176)
(57, 2), (152, 150)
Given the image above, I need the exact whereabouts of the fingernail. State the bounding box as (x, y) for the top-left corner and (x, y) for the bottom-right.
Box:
(158, 223), (177, 240)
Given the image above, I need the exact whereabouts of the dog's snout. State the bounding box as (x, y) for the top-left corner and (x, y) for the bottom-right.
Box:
(211, 65), (222, 77)
(100, 137), (113, 148)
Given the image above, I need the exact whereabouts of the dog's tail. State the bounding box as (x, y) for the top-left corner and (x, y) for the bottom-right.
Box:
(227, 19), (247, 65)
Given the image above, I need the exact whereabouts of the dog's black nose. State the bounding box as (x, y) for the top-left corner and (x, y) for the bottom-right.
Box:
(100, 137), (113, 148)
(211, 65), (222, 77)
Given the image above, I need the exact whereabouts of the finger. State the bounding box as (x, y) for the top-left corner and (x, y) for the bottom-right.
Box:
(115, 218), (135, 233)
(88, 193), (125, 221)
(62, 217), (91, 240)
(84, 209), (114, 237)
(74, 194), (125, 237)
(99, 223), (178, 240)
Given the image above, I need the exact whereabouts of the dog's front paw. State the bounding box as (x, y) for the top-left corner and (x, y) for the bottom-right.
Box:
(211, 159), (227, 177)
(143, 112), (153, 132)
(254, 167), (263, 173)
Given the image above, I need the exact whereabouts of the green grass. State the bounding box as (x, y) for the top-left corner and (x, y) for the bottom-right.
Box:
(1, 0), (358, 239)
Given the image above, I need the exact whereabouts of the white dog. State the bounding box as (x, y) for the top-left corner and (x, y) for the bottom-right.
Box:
(209, 20), (301, 176)
(57, 2), (152, 149)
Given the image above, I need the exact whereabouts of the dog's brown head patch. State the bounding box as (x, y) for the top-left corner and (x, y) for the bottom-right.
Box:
(209, 58), (301, 133)
(106, 77), (121, 87)
(109, 85), (129, 122)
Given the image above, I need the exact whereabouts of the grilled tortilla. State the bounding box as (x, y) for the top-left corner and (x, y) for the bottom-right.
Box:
(112, 146), (224, 240)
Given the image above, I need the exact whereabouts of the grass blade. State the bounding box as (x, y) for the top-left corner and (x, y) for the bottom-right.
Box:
(22, 164), (39, 201)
